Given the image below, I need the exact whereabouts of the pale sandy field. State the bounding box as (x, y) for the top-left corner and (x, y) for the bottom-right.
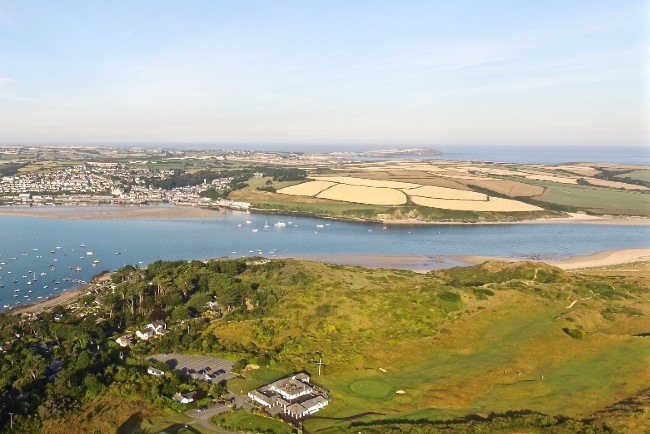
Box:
(316, 184), (408, 205)
(553, 165), (600, 177)
(410, 196), (542, 212)
(402, 185), (487, 200)
(313, 176), (420, 189)
(526, 174), (578, 184)
(276, 180), (335, 196)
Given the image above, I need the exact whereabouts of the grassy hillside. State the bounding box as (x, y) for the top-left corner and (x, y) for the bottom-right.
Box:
(2, 258), (648, 433)
(202, 260), (650, 433)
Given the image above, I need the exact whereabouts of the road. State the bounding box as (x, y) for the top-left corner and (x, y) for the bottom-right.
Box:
(184, 392), (254, 433)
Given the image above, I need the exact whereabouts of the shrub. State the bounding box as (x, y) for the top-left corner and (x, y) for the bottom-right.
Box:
(562, 327), (586, 340)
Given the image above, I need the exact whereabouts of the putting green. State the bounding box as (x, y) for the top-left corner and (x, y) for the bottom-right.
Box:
(348, 378), (395, 401)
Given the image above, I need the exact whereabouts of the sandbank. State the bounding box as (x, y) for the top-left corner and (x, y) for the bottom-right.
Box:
(453, 248), (650, 271)
(0, 204), (227, 220)
(295, 248), (650, 272)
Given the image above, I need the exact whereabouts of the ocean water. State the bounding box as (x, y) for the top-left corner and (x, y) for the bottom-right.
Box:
(354, 145), (650, 165)
(1, 211), (648, 310)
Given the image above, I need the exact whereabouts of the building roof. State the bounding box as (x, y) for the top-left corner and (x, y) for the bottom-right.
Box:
(286, 403), (307, 416)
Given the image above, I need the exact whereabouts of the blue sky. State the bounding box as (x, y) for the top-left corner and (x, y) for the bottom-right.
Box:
(0, 1), (647, 147)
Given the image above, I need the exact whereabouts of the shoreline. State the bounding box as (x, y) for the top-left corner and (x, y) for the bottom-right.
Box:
(4, 248), (648, 315)
(0, 204), (648, 225)
(7, 284), (91, 315)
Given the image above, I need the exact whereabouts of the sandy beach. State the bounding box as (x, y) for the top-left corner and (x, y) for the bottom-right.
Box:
(8, 285), (90, 315)
(452, 248), (650, 270)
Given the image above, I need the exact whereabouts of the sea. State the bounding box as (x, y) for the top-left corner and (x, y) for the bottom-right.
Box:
(0, 145), (648, 311)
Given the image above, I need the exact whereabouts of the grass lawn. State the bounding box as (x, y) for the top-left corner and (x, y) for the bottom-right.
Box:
(210, 409), (296, 433)
(228, 367), (288, 395)
(242, 176), (303, 191)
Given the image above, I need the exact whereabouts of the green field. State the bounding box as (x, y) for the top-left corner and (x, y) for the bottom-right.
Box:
(621, 169), (650, 183)
(515, 179), (650, 215)
(210, 409), (296, 433)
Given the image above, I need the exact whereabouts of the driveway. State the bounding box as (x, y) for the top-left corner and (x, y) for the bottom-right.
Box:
(186, 403), (231, 421)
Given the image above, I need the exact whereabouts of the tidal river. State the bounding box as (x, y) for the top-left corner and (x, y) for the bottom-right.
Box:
(1, 210), (648, 310)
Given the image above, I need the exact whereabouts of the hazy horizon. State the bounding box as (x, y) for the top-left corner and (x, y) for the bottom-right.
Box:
(0, 1), (648, 147)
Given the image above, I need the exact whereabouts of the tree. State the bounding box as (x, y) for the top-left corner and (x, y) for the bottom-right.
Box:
(172, 305), (191, 323)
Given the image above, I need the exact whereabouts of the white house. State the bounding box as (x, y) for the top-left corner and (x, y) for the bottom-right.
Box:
(147, 367), (165, 377)
(135, 321), (167, 340)
(172, 391), (199, 404)
(136, 327), (154, 340)
(115, 335), (134, 347)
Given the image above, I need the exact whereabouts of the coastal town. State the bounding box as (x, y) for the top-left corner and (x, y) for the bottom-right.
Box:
(0, 162), (251, 209)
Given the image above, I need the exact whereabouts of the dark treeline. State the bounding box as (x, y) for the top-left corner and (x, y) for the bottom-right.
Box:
(145, 166), (306, 190)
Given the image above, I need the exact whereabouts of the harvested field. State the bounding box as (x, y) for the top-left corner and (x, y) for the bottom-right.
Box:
(479, 168), (531, 177)
(467, 179), (546, 197)
(317, 184), (407, 205)
(526, 175), (578, 184)
(277, 180), (335, 196)
(402, 185), (487, 201)
(584, 178), (648, 191)
(394, 177), (474, 190)
(411, 196), (542, 212)
(554, 165), (600, 177)
(313, 176), (420, 189)
(439, 173), (486, 180)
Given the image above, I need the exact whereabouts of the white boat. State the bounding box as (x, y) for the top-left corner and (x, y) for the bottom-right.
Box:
(316, 224), (324, 228)
(3, 305), (9, 308)
(252, 228), (258, 233)
(264, 221), (269, 228)
(245, 220), (252, 224)
(87, 251), (93, 256)
(274, 222), (286, 227)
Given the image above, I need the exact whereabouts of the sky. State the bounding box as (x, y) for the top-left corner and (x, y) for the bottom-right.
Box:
(0, 1), (647, 148)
